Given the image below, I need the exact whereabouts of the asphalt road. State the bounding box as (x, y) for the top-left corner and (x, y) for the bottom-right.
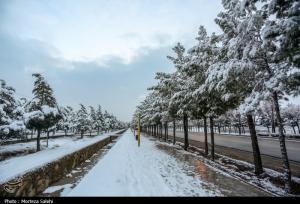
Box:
(174, 131), (300, 162)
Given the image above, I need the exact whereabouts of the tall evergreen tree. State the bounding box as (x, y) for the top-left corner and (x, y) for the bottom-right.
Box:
(167, 43), (191, 150)
(25, 73), (60, 151)
(238, 0), (300, 191)
(59, 106), (74, 136)
(95, 105), (104, 134)
(0, 79), (25, 139)
(76, 104), (89, 138)
(206, 0), (265, 173)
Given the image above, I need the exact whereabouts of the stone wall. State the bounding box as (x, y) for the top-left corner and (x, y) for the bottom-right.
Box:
(0, 135), (116, 197)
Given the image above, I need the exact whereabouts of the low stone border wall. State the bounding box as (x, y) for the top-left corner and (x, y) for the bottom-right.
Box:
(0, 132), (124, 197)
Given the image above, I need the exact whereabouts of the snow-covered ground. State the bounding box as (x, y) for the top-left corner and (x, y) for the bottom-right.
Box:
(66, 130), (268, 197)
(2, 131), (102, 144)
(0, 137), (73, 155)
(0, 131), (119, 184)
(0, 141), (36, 155)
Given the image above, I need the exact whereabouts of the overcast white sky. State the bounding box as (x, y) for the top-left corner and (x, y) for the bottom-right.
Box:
(0, 0), (298, 121)
(1, 0), (223, 63)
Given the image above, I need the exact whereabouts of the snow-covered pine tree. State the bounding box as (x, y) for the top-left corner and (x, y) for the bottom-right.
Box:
(167, 43), (191, 150)
(186, 26), (220, 156)
(59, 106), (74, 136)
(207, 0), (265, 173)
(103, 110), (110, 133)
(95, 105), (104, 135)
(89, 106), (97, 136)
(136, 93), (155, 137)
(149, 72), (175, 142)
(233, 0), (300, 191)
(190, 26), (234, 161)
(25, 73), (61, 151)
(261, 1), (300, 191)
(109, 115), (117, 130)
(262, 0), (300, 70)
(143, 92), (162, 138)
(149, 90), (164, 140)
(166, 72), (181, 145)
(282, 103), (300, 134)
(0, 79), (26, 140)
(257, 101), (277, 134)
(76, 104), (89, 138)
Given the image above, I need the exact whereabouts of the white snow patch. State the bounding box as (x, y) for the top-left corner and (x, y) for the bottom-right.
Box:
(67, 130), (222, 197)
(0, 131), (119, 184)
(43, 184), (73, 194)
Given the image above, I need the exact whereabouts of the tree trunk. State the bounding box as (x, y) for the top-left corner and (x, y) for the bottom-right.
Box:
(183, 113), (189, 151)
(247, 114), (263, 175)
(271, 106), (276, 133)
(204, 117), (208, 156)
(159, 123), (162, 140)
(239, 114), (242, 135)
(210, 117), (215, 161)
(81, 130), (84, 139)
(292, 126), (296, 134)
(158, 125), (160, 141)
(267, 126), (270, 135)
(46, 130), (50, 147)
(161, 124), (163, 139)
(36, 129), (41, 152)
(173, 120), (176, 145)
(152, 126), (154, 136)
(272, 91), (292, 193)
(24, 130), (28, 141)
(166, 122), (168, 142)
(164, 122), (167, 142)
(153, 125), (155, 136)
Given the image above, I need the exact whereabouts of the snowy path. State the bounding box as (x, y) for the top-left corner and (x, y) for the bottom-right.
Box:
(0, 131), (119, 184)
(67, 130), (222, 197)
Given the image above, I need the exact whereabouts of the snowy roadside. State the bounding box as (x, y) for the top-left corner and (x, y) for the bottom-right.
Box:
(0, 131), (120, 184)
(166, 140), (300, 196)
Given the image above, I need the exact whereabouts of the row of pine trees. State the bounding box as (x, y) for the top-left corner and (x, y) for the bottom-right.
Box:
(133, 0), (300, 193)
(0, 73), (126, 151)
(154, 102), (300, 136)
